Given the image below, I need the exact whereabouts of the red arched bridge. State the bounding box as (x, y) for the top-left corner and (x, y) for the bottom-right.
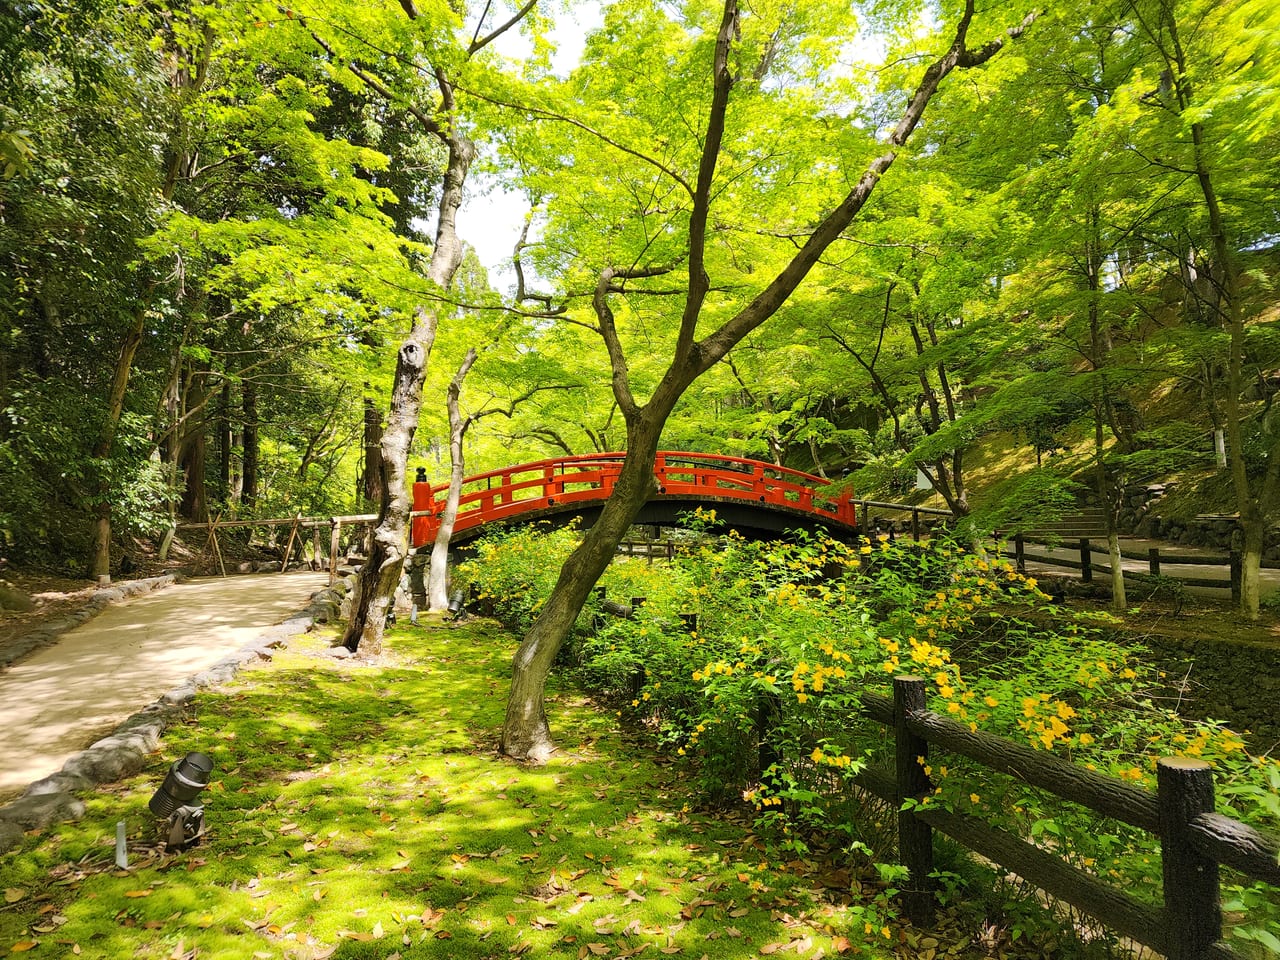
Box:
(411, 451), (859, 548)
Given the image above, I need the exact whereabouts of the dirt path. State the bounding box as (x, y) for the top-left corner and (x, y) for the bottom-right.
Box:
(0, 571), (328, 798)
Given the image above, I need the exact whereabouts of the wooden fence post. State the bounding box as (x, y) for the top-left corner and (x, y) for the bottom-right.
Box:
(1079, 538), (1093, 583)
(911, 508), (921, 542)
(328, 519), (341, 586)
(894, 676), (935, 924)
(1015, 534), (1025, 574)
(1229, 551), (1242, 603)
(1149, 548), (1160, 577)
(1157, 757), (1221, 959)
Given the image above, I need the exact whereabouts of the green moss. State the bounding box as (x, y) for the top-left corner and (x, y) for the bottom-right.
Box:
(0, 624), (900, 959)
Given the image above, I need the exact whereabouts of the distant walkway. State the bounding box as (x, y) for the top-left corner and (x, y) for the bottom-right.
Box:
(0, 571), (327, 797)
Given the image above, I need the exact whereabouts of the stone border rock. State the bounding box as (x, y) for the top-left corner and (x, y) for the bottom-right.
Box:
(0, 582), (346, 855)
(0, 574), (179, 672)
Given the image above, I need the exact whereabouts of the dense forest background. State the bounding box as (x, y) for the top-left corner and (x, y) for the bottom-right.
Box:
(1, 0), (1277, 600)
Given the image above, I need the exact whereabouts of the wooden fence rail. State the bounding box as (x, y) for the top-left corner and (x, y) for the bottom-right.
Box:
(845, 677), (1279, 959)
(1005, 535), (1246, 600)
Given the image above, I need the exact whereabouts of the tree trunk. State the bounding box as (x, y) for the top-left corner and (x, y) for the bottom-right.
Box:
(498, 0), (1030, 757)
(178, 371), (209, 522)
(362, 390), (384, 508)
(217, 380), (232, 506)
(502, 416), (664, 760)
(429, 348), (478, 611)
(339, 116), (475, 654)
(242, 378), (259, 510)
(88, 308), (146, 580)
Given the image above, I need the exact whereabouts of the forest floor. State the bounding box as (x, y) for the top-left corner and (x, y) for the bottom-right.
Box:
(0, 621), (1081, 960)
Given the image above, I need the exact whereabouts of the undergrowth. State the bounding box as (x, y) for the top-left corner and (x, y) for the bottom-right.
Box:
(458, 516), (1280, 957)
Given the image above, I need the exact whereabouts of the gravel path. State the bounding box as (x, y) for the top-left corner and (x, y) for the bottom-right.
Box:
(0, 571), (328, 798)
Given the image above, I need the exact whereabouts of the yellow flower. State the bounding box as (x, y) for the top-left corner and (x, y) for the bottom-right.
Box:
(969, 793), (981, 804)
(796, 693), (809, 704)
(946, 702), (961, 714)
(811, 747), (824, 763)
(983, 696), (999, 707)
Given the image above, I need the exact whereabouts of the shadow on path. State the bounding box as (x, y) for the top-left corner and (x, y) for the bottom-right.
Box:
(0, 571), (327, 796)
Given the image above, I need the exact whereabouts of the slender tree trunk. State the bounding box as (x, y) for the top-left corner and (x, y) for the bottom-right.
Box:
(178, 371), (209, 522)
(502, 415), (665, 760)
(89, 308), (146, 580)
(429, 348), (478, 611)
(341, 130), (474, 654)
(242, 378), (258, 510)
(499, 0), (1031, 756)
(362, 390), (384, 508)
(217, 380), (231, 506)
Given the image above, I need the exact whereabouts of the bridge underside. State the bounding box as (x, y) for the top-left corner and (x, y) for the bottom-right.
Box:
(446, 494), (860, 547)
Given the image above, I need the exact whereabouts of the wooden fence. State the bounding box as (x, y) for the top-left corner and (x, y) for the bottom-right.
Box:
(531, 589), (1280, 957)
(176, 511), (433, 584)
(845, 676), (1280, 959)
(1006, 536), (1246, 601)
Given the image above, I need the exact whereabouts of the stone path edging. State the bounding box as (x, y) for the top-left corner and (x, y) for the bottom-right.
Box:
(0, 575), (179, 672)
(0, 580), (348, 855)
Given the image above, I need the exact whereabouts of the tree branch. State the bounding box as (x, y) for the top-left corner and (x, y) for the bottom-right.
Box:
(469, 0), (538, 56)
(675, 0), (739, 361)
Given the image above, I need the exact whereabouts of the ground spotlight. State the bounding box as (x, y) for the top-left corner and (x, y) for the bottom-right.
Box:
(150, 752), (213, 849)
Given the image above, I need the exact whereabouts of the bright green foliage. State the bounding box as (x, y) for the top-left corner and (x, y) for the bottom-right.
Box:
(461, 524), (1280, 948)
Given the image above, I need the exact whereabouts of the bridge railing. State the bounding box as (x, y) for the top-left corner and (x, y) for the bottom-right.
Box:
(411, 451), (857, 546)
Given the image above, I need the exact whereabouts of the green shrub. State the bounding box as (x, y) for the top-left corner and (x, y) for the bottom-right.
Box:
(461, 521), (1280, 950)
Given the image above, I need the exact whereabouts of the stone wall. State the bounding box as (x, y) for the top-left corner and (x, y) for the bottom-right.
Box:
(1141, 633), (1280, 750)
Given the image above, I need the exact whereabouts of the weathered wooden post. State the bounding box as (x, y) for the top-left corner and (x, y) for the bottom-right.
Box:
(1149, 547), (1160, 577)
(1015, 534), (1025, 574)
(1157, 757), (1220, 959)
(894, 676), (934, 924)
(1229, 551), (1242, 603)
(1079, 538), (1093, 583)
(328, 518), (341, 586)
(911, 508), (921, 542)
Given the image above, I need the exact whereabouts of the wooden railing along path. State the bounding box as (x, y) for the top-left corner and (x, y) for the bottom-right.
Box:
(847, 677), (1277, 959)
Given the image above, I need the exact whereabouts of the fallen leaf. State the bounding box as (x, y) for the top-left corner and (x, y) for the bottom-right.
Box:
(124, 890), (153, 898)
(10, 944), (38, 954)
(3, 890), (25, 905)
(729, 907), (749, 918)
(760, 944), (784, 955)
(336, 930), (374, 942)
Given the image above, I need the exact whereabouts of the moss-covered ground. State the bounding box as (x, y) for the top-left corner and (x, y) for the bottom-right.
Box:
(0, 620), (968, 960)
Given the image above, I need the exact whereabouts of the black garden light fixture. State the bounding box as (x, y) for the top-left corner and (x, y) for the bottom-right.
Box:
(149, 752), (213, 849)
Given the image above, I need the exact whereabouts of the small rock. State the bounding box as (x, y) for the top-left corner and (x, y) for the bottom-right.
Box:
(0, 792), (86, 829)
(0, 820), (23, 854)
(327, 646), (354, 659)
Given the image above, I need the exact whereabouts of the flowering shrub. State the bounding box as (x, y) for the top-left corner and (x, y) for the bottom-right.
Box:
(460, 520), (1280, 950)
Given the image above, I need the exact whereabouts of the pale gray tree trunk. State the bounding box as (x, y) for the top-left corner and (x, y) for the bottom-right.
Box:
(428, 348), (478, 611)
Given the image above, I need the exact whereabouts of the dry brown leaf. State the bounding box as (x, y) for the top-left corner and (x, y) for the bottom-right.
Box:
(729, 907), (749, 918)
(760, 943), (785, 955)
(3, 890), (25, 905)
(9, 943), (38, 954)
(124, 890), (153, 898)
(336, 930), (374, 942)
